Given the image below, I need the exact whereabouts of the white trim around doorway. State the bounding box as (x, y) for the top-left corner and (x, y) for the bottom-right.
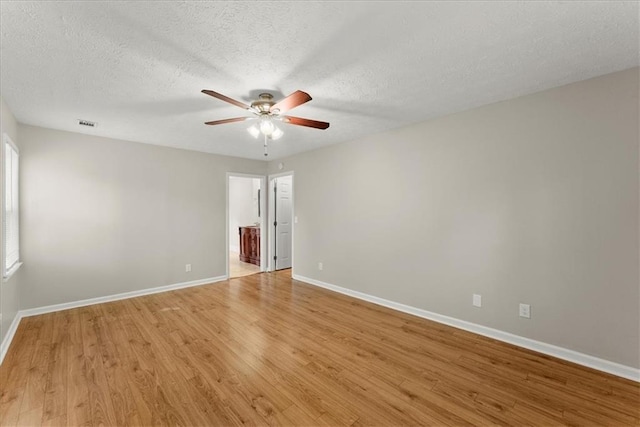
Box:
(267, 171), (294, 273)
(226, 172), (267, 278)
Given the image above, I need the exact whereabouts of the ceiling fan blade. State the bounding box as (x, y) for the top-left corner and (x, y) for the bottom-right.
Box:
(202, 90), (251, 110)
(270, 90), (312, 114)
(204, 117), (250, 126)
(282, 116), (330, 130)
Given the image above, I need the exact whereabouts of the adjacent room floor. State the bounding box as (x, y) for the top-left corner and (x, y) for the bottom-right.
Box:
(0, 270), (638, 426)
(229, 250), (261, 278)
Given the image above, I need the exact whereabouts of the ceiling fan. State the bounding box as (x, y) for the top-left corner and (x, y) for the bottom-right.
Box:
(201, 89), (329, 156)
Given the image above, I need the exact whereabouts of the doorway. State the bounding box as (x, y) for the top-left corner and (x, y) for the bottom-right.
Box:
(269, 173), (294, 271)
(227, 174), (266, 278)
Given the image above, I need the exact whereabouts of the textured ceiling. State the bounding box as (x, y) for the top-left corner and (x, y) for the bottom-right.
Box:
(1, 2), (638, 161)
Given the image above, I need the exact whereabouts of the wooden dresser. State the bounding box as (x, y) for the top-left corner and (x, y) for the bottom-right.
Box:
(239, 226), (260, 266)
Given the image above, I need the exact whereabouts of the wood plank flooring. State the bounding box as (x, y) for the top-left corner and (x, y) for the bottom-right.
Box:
(1, 270), (638, 426)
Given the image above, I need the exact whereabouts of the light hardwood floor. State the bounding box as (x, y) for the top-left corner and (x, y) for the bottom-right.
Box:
(1, 270), (638, 426)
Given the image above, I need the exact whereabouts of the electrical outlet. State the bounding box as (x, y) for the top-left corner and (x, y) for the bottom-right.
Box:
(185, 264), (191, 272)
(519, 303), (531, 319)
(294, 216), (298, 224)
(473, 294), (482, 307)
(318, 262), (323, 271)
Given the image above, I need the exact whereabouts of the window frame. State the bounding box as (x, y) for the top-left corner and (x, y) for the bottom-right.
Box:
(3, 133), (21, 280)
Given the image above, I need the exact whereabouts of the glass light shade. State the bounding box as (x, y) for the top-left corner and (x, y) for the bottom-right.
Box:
(259, 116), (275, 136)
(247, 124), (260, 138)
(271, 127), (284, 140)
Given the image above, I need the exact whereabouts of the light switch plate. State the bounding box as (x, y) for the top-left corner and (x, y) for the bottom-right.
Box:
(519, 303), (531, 318)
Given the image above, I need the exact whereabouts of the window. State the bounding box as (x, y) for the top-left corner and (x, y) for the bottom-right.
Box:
(3, 134), (20, 278)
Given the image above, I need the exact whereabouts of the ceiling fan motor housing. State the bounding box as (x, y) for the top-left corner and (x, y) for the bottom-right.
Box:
(251, 93), (276, 114)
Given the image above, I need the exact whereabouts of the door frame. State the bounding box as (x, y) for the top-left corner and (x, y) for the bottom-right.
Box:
(226, 172), (267, 278)
(267, 171), (294, 272)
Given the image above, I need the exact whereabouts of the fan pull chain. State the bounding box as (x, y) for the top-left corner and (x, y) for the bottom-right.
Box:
(263, 134), (269, 157)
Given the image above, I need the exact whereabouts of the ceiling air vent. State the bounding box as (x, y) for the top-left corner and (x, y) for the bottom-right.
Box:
(77, 119), (97, 128)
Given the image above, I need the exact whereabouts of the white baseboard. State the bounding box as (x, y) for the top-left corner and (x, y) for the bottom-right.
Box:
(0, 275), (227, 365)
(19, 276), (227, 318)
(293, 274), (640, 383)
(0, 311), (22, 366)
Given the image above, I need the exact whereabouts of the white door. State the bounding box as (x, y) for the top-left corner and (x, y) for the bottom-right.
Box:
(274, 175), (292, 270)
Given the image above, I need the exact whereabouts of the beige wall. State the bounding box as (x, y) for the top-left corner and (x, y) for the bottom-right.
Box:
(19, 125), (266, 309)
(0, 97), (22, 344)
(269, 68), (640, 368)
